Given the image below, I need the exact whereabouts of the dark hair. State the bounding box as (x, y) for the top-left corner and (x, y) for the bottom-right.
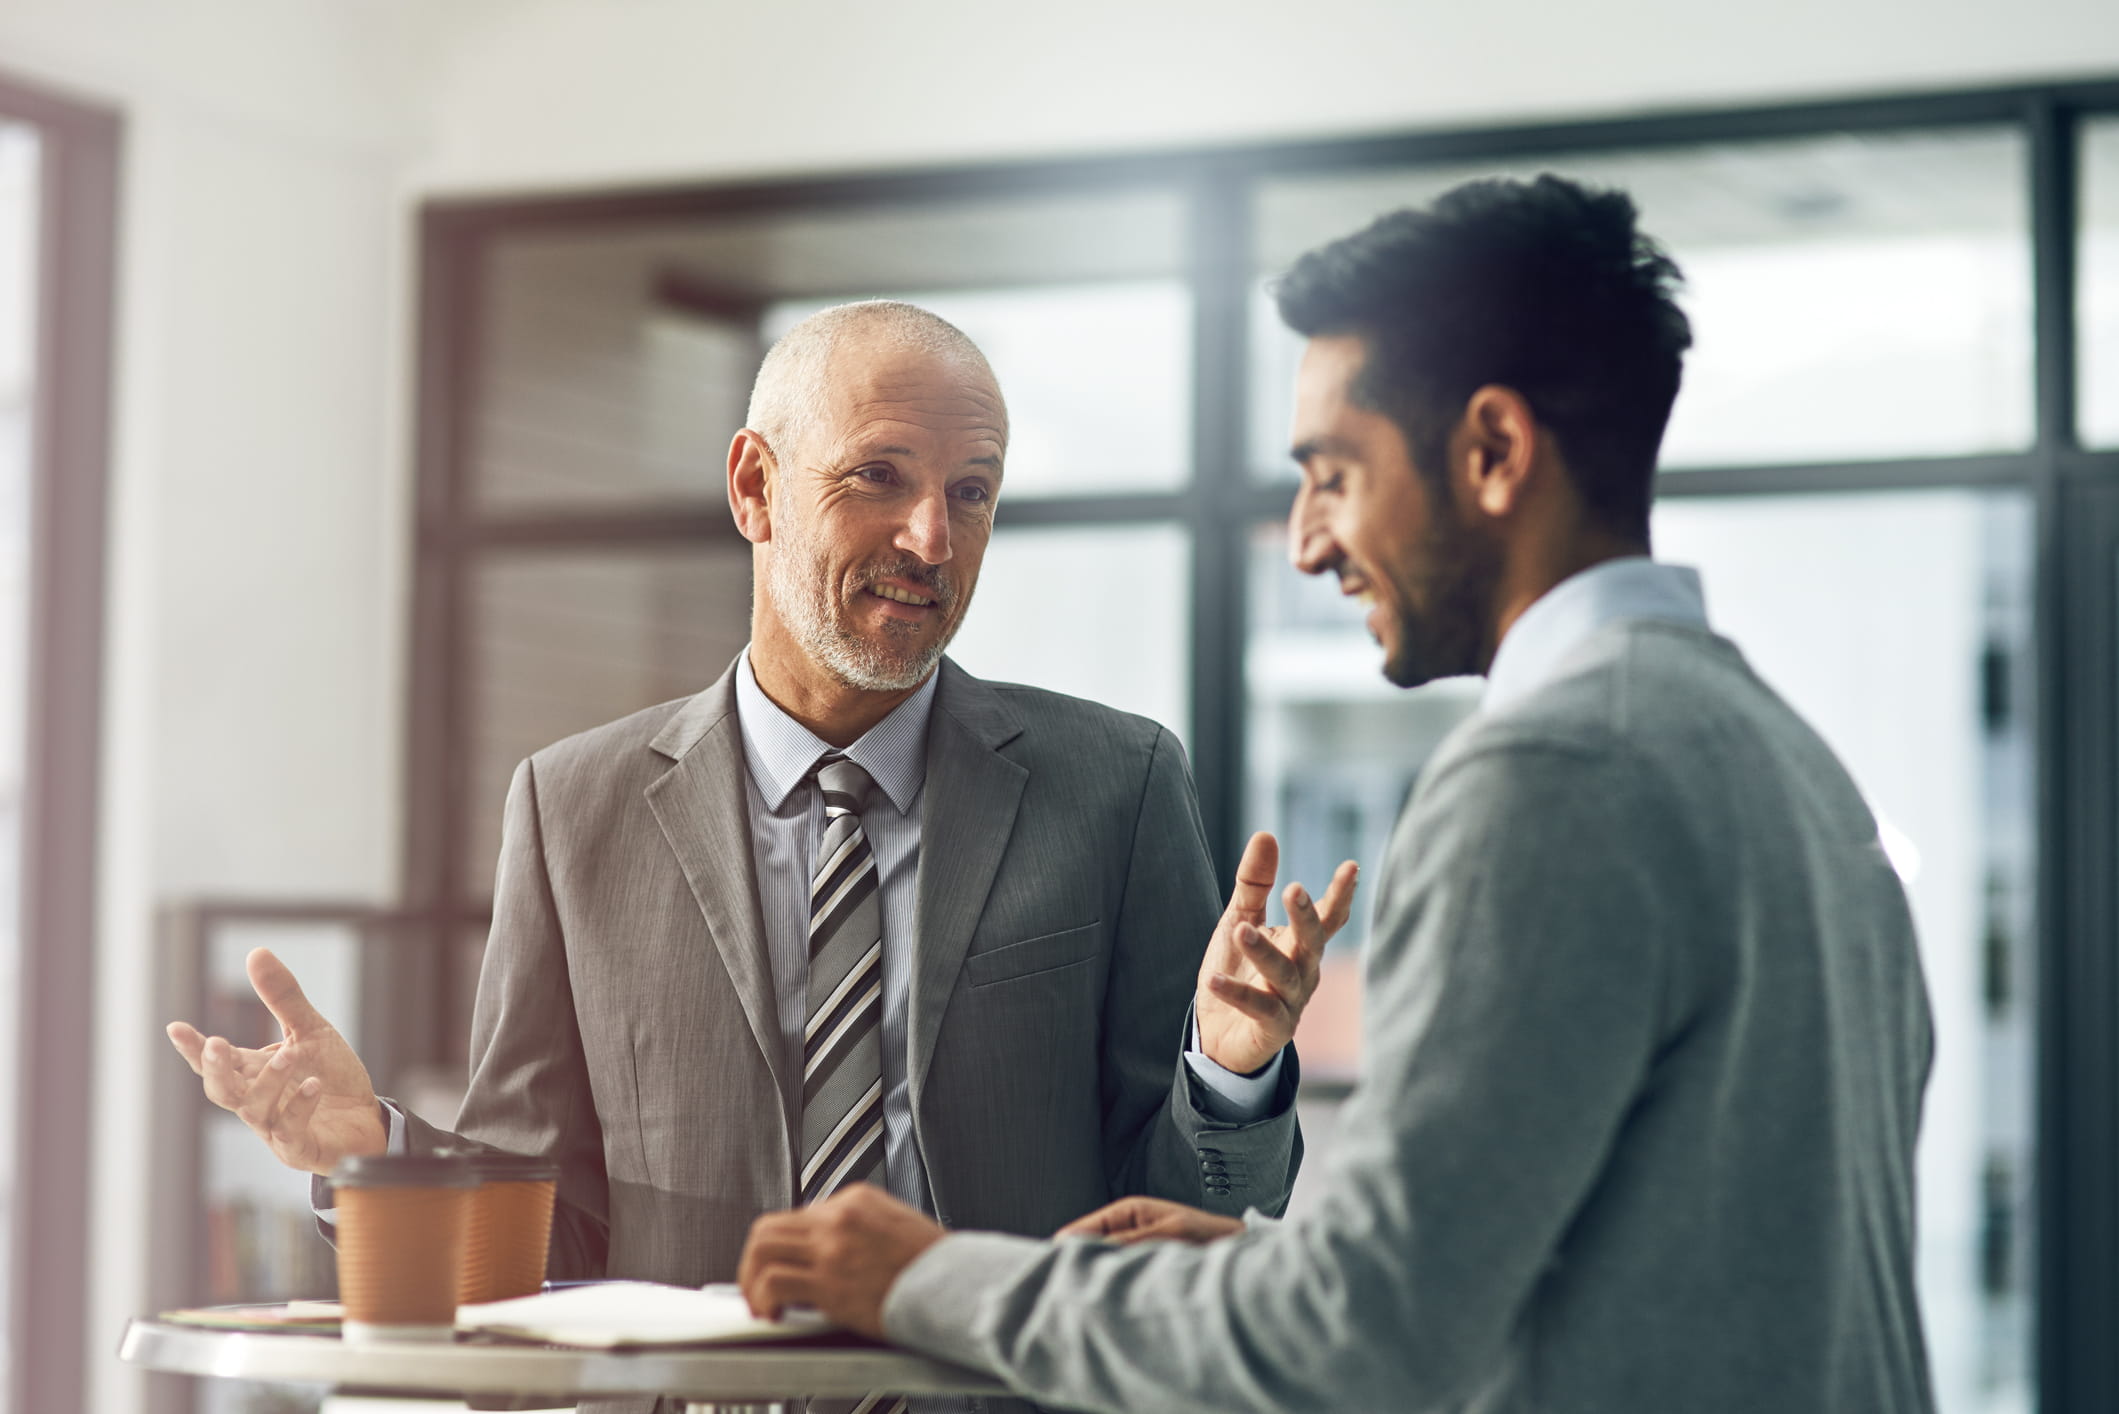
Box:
(1274, 174), (1692, 541)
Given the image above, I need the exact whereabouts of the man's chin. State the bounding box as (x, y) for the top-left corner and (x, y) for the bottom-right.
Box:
(1380, 641), (1448, 691)
(822, 638), (946, 694)
(1375, 627), (1419, 690)
(1382, 658), (1429, 690)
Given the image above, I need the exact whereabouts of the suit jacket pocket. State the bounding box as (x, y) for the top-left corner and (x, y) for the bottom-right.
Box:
(964, 919), (1101, 988)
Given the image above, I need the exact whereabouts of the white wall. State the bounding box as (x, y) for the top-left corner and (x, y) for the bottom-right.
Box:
(0, 4), (439, 1408)
(414, 0), (2119, 195)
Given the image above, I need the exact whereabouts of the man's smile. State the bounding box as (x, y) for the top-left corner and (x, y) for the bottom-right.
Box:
(1335, 569), (1378, 608)
(869, 583), (935, 607)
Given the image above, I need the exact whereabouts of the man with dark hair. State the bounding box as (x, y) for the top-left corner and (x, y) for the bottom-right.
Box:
(1278, 174), (1690, 551)
(735, 177), (1938, 1413)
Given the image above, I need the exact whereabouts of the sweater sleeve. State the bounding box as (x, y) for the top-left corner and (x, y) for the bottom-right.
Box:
(884, 734), (1686, 1413)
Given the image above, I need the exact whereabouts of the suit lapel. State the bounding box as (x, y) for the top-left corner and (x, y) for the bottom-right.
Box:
(643, 667), (791, 1116)
(909, 660), (1027, 1100)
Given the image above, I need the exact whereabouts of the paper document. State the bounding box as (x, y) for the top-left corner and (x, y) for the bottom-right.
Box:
(456, 1281), (835, 1348)
(159, 1301), (343, 1332)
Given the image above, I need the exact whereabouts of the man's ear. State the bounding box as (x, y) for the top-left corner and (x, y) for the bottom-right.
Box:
(1459, 385), (1540, 520)
(728, 429), (775, 545)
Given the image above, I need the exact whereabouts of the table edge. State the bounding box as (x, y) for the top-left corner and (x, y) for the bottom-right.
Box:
(119, 1317), (1010, 1400)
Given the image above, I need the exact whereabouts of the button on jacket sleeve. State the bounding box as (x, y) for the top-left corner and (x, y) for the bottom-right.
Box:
(1096, 726), (1301, 1211)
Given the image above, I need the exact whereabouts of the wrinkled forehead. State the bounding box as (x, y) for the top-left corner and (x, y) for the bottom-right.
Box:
(809, 343), (1010, 454)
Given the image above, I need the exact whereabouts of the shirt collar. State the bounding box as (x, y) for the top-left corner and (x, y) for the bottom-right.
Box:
(1483, 557), (1709, 713)
(733, 650), (936, 815)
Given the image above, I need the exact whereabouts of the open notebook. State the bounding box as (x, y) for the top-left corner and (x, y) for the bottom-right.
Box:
(455, 1281), (836, 1348)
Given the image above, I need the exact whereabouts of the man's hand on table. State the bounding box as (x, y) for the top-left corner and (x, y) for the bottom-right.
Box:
(164, 947), (387, 1176)
(739, 1186), (945, 1337)
(1195, 831), (1359, 1075)
(1056, 1195), (1246, 1246)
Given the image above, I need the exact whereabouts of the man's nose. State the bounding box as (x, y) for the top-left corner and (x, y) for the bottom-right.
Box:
(897, 488), (953, 565)
(1287, 483), (1330, 575)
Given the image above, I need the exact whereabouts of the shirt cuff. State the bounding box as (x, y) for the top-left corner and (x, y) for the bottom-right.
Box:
(1184, 1017), (1286, 1123)
(310, 1099), (408, 1221)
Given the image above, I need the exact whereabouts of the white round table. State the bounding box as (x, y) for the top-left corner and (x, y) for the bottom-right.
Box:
(121, 1315), (1010, 1413)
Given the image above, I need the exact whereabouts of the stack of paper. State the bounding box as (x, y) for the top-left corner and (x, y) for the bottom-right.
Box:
(159, 1301), (344, 1333)
(455, 1282), (834, 1348)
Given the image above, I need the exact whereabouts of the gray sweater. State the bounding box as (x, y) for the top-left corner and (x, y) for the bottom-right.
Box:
(887, 619), (1937, 1413)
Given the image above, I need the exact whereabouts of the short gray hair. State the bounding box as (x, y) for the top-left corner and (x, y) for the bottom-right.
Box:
(746, 300), (1004, 462)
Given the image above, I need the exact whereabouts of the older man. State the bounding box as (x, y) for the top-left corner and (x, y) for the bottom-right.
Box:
(169, 301), (1354, 1410)
(738, 182), (1937, 1414)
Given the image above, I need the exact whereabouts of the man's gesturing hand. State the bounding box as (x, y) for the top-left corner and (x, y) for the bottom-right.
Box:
(164, 947), (387, 1176)
(1057, 1196), (1245, 1246)
(739, 1185), (945, 1337)
(1195, 831), (1358, 1076)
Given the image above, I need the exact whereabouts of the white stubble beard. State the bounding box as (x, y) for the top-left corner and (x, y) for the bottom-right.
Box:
(765, 529), (961, 693)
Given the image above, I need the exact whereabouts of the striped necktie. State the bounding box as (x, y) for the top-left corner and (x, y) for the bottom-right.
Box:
(800, 754), (887, 1204)
(801, 758), (909, 1414)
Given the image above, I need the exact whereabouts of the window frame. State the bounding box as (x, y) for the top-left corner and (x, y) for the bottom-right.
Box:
(0, 65), (119, 1414)
(409, 75), (2119, 1414)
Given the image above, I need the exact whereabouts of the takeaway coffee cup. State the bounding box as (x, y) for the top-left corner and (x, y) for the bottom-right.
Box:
(331, 1153), (476, 1344)
(447, 1150), (560, 1305)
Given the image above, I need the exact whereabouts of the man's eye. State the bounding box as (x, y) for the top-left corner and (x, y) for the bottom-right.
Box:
(954, 483), (992, 504)
(856, 465), (895, 485)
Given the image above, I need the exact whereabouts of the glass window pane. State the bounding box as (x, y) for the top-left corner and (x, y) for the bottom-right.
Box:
(466, 545), (754, 890)
(1242, 522), (1481, 1083)
(946, 523), (1190, 744)
(475, 242), (760, 510)
(1251, 129), (2032, 477)
(476, 187), (1189, 510)
(1653, 489), (2034, 1414)
(0, 117), (36, 1379)
(2081, 117), (2119, 448)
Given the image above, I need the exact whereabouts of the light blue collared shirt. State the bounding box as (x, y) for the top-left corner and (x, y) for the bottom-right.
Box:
(734, 653), (940, 1212)
(1484, 558), (1710, 713)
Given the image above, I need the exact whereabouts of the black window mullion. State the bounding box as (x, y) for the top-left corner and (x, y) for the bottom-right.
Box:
(405, 212), (488, 1081)
(2030, 91), (2114, 1414)
(2044, 473), (2119, 1414)
(1186, 171), (1253, 888)
(2031, 98), (2082, 456)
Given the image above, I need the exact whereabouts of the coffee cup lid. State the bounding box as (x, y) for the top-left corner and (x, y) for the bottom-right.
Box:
(332, 1153), (477, 1187)
(441, 1148), (560, 1183)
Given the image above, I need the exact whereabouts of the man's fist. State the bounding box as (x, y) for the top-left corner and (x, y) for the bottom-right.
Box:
(739, 1185), (945, 1337)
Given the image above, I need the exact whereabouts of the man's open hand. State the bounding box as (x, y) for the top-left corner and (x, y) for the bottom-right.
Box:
(164, 947), (387, 1175)
(739, 1185), (945, 1337)
(1057, 1195), (1246, 1246)
(1195, 832), (1358, 1076)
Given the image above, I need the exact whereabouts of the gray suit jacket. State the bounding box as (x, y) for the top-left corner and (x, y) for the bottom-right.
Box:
(395, 658), (1299, 1405)
(887, 620), (1937, 1413)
